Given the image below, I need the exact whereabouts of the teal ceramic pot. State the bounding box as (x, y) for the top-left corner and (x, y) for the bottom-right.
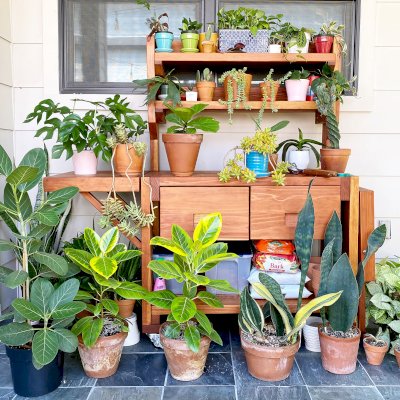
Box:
(180, 32), (199, 52)
(155, 31), (174, 52)
(246, 151), (269, 178)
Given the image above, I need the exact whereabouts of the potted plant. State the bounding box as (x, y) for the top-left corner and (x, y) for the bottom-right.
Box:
(311, 63), (356, 172)
(275, 22), (314, 53)
(162, 103), (220, 176)
(24, 96), (138, 175)
(179, 17), (202, 52)
(199, 23), (218, 53)
(0, 145), (82, 397)
(314, 20), (346, 54)
(147, 12), (174, 52)
(196, 68), (215, 101)
(65, 227), (148, 378)
(285, 68), (310, 101)
(363, 330), (390, 366)
(218, 67), (252, 124)
(269, 28), (284, 53)
(239, 274), (341, 381)
(184, 81), (198, 101)
(277, 128), (323, 170)
(145, 213), (239, 381)
(217, 7), (282, 53)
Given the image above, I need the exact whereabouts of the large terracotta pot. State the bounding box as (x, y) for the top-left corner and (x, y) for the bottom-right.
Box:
(160, 323), (211, 381)
(320, 148), (351, 173)
(363, 338), (388, 366)
(78, 331), (128, 378)
(196, 81), (216, 101)
(240, 330), (300, 381)
(117, 299), (136, 318)
(394, 346), (400, 367)
(319, 326), (361, 374)
(259, 81), (280, 102)
(113, 143), (144, 176)
(162, 133), (203, 177)
(223, 73), (252, 101)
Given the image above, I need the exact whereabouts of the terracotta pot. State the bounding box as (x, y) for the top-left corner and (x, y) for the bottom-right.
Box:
(320, 148), (351, 173)
(78, 331), (128, 378)
(199, 32), (218, 52)
(160, 323), (211, 381)
(113, 144), (144, 176)
(240, 330), (300, 381)
(315, 35), (334, 53)
(196, 81), (216, 101)
(76, 309), (93, 319)
(363, 338), (388, 366)
(162, 133), (203, 177)
(268, 153), (278, 172)
(310, 263), (321, 295)
(117, 299), (136, 318)
(259, 81), (280, 102)
(223, 73), (252, 102)
(394, 346), (400, 367)
(319, 326), (361, 374)
(201, 40), (214, 53)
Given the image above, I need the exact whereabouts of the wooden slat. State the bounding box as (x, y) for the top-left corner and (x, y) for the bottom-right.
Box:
(348, 176), (360, 273)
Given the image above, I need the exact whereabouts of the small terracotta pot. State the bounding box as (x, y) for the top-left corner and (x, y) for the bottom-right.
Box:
(162, 133), (203, 177)
(319, 326), (361, 374)
(223, 73), (252, 102)
(199, 32), (218, 52)
(314, 35), (334, 53)
(363, 338), (388, 366)
(320, 148), (351, 173)
(113, 144), (145, 176)
(196, 81), (216, 101)
(160, 323), (211, 381)
(240, 330), (300, 381)
(394, 346), (400, 367)
(117, 299), (136, 318)
(201, 40), (214, 53)
(259, 81), (280, 102)
(268, 153), (278, 172)
(310, 263), (321, 296)
(78, 330), (128, 378)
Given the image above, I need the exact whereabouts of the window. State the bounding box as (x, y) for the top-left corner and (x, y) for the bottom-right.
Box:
(59, 0), (358, 94)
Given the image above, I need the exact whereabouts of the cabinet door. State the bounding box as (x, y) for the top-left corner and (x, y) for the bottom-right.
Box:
(160, 187), (249, 240)
(251, 186), (341, 240)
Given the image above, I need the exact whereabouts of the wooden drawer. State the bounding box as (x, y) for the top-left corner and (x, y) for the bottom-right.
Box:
(160, 187), (249, 240)
(251, 186), (341, 240)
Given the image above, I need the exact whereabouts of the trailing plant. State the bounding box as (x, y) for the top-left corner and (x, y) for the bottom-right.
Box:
(273, 22), (314, 51)
(316, 20), (347, 55)
(179, 17), (202, 33)
(196, 68), (214, 83)
(218, 152), (257, 184)
(217, 7), (282, 36)
(24, 95), (139, 162)
(277, 128), (324, 166)
(218, 67), (252, 124)
(240, 273), (340, 344)
(66, 227), (148, 347)
(106, 123), (147, 157)
(147, 13), (170, 36)
(145, 213), (239, 352)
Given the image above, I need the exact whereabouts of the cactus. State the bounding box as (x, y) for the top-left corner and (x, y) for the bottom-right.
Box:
(196, 68), (213, 83)
(196, 70), (201, 83)
(205, 23), (213, 41)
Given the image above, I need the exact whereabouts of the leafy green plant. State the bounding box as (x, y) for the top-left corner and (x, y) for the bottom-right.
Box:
(289, 68), (310, 80)
(196, 68), (213, 82)
(364, 330), (390, 347)
(145, 213), (239, 352)
(165, 103), (220, 134)
(24, 95), (140, 162)
(240, 273), (341, 344)
(316, 20), (347, 55)
(65, 227), (148, 347)
(179, 17), (202, 33)
(147, 13), (170, 36)
(277, 128), (324, 166)
(273, 22), (314, 50)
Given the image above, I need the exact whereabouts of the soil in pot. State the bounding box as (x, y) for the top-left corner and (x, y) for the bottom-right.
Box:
(223, 74), (253, 102)
(160, 322), (211, 381)
(117, 299), (136, 318)
(78, 318), (128, 378)
(320, 148), (351, 173)
(162, 133), (203, 177)
(240, 327), (300, 381)
(363, 337), (388, 366)
(113, 144), (144, 176)
(6, 346), (64, 397)
(319, 325), (361, 374)
(196, 81), (216, 101)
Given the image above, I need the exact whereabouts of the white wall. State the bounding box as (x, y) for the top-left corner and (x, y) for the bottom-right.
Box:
(1, 0), (399, 262)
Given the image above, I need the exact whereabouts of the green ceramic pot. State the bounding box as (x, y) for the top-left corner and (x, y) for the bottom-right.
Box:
(180, 32), (199, 52)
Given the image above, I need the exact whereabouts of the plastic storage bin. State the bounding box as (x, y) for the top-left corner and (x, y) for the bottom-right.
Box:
(152, 254), (183, 294)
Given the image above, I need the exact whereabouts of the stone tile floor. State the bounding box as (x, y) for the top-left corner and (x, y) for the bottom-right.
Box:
(0, 317), (399, 400)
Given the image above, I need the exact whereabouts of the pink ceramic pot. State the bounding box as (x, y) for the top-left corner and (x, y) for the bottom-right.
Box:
(72, 150), (97, 175)
(285, 79), (309, 101)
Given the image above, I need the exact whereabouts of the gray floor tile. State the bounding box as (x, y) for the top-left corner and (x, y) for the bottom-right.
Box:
(209, 329), (231, 352)
(167, 353), (235, 386)
(308, 386), (383, 400)
(61, 353), (96, 388)
(0, 389), (14, 400)
(89, 387), (163, 400)
(237, 386), (311, 400)
(358, 351), (400, 386)
(123, 334), (163, 353)
(377, 386), (400, 400)
(296, 351), (373, 386)
(233, 348), (304, 387)
(14, 387), (91, 400)
(0, 355), (12, 388)
(96, 354), (167, 387)
(163, 386), (236, 400)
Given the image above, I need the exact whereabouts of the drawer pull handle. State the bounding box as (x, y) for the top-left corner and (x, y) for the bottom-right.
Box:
(285, 213), (298, 227)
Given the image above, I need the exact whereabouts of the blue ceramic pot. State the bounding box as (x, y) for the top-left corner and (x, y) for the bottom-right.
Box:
(246, 151), (269, 178)
(155, 32), (174, 52)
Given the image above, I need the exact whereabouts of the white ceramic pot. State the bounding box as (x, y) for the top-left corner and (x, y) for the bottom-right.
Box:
(287, 32), (311, 54)
(123, 313), (140, 347)
(288, 150), (310, 170)
(72, 150), (97, 175)
(269, 44), (282, 53)
(303, 316), (322, 352)
(285, 79), (309, 101)
(185, 91), (198, 101)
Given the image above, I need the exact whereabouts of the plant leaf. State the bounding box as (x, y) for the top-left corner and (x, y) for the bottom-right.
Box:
(48, 278), (80, 311)
(0, 322), (34, 346)
(33, 252), (68, 276)
(51, 301), (86, 319)
(47, 187), (79, 204)
(12, 298), (43, 320)
(54, 328), (78, 353)
(324, 211), (343, 264)
(82, 318), (103, 348)
(32, 330), (58, 367)
(84, 228), (101, 256)
(90, 256), (118, 279)
(207, 279), (239, 293)
(4, 270), (28, 289)
(115, 281), (148, 300)
(195, 311), (212, 334)
(171, 296), (196, 323)
(148, 260), (184, 281)
(193, 212), (222, 248)
(0, 145), (12, 176)
(145, 290), (176, 309)
(6, 166), (38, 188)
(101, 299), (119, 316)
(184, 325), (201, 352)
(196, 291), (223, 308)
(149, 237), (186, 256)
(99, 228), (119, 254)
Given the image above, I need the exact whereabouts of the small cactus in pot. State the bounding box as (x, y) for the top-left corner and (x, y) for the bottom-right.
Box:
(196, 68), (216, 101)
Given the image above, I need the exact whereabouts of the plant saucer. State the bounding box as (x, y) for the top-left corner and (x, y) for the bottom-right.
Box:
(181, 48), (199, 53)
(155, 48), (173, 53)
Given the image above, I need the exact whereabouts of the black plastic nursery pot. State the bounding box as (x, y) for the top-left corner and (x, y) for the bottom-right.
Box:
(6, 346), (64, 397)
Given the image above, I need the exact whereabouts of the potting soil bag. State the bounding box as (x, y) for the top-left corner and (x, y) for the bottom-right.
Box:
(252, 252), (299, 273)
(253, 240), (295, 255)
(247, 268), (310, 285)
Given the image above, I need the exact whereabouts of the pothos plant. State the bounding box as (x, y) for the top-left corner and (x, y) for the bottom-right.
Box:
(316, 20), (347, 55)
(275, 22), (314, 51)
(145, 213), (239, 352)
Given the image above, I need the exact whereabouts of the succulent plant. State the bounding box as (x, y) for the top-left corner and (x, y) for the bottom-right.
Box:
(196, 68), (213, 83)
